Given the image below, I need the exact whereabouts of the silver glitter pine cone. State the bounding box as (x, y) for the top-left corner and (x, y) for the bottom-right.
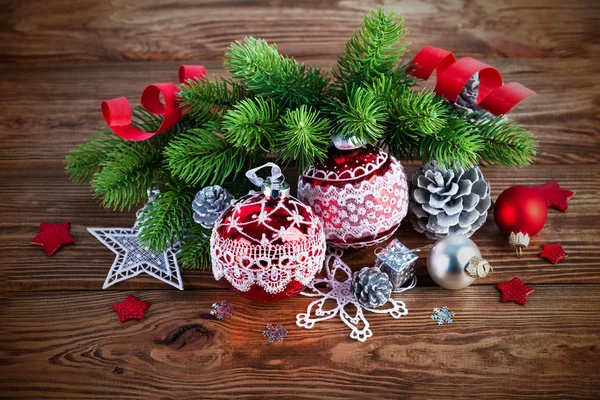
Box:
(192, 185), (234, 229)
(351, 267), (393, 308)
(410, 160), (491, 239)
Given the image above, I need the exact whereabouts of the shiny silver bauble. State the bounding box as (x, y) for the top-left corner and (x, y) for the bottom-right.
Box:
(426, 235), (481, 290)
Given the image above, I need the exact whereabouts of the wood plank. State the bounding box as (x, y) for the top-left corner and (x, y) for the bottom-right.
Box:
(1, 0), (598, 62)
(0, 58), (598, 163)
(1, 162), (598, 292)
(2, 286), (600, 399)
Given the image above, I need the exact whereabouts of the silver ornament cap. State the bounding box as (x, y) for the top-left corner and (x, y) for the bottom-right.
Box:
(427, 235), (484, 290)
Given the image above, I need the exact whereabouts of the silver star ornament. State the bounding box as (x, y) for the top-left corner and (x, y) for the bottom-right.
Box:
(88, 226), (183, 290)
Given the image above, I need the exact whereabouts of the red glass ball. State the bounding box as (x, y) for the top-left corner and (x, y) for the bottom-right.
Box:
(298, 145), (409, 249)
(494, 185), (547, 237)
(211, 192), (326, 302)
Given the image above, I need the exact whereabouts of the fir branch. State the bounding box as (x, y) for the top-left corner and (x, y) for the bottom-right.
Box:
(390, 89), (448, 134)
(225, 37), (330, 109)
(334, 8), (408, 87)
(277, 105), (331, 172)
(178, 75), (246, 122)
(418, 117), (484, 168)
(177, 225), (212, 270)
(65, 130), (119, 184)
(164, 122), (254, 187)
(91, 141), (161, 211)
(222, 97), (280, 152)
(329, 85), (388, 143)
(472, 115), (537, 167)
(136, 186), (195, 252)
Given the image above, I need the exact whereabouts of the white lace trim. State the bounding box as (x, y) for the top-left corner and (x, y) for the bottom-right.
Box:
(301, 148), (388, 181)
(298, 158), (409, 248)
(296, 247), (410, 342)
(211, 194), (327, 294)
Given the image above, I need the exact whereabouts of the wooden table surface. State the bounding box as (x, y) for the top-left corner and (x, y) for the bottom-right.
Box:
(1, 1), (599, 398)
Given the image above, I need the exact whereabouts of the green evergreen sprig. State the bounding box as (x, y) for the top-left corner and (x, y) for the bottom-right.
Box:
(472, 115), (537, 167)
(65, 130), (119, 184)
(329, 85), (388, 143)
(334, 8), (409, 86)
(177, 226), (212, 271)
(277, 105), (331, 172)
(418, 117), (484, 168)
(136, 185), (195, 252)
(225, 37), (330, 109)
(222, 97), (280, 151)
(178, 75), (246, 123)
(164, 122), (254, 187)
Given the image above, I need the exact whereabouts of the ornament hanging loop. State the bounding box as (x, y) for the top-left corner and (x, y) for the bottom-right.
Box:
(466, 256), (493, 278)
(509, 232), (530, 258)
(245, 162), (289, 199)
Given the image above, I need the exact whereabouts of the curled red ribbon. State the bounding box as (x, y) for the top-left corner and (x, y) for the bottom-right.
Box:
(409, 46), (536, 115)
(102, 65), (206, 141)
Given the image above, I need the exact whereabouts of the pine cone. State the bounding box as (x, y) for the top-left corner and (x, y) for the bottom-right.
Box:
(192, 186), (234, 229)
(351, 267), (393, 308)
(410, 161), (491, 239)
(450, 73), (495, 119)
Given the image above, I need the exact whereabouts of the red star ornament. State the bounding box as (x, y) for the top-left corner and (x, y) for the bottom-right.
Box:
(31, 222), (75, 255)
(531, 180), (574, 212)
(113, 295), (150, 323)
(540, 243), (568, 264)
(497, 277), (534, 305)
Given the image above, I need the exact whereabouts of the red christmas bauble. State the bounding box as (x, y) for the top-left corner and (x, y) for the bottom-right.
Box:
(211, 165), (326, 302)
(494, 185), (547, 236)
(297, 144), (409, 249)
(494, 185), (547, 257)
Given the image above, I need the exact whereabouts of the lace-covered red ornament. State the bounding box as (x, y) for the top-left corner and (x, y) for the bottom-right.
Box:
(211, 163), (326, 302)
(298, 140), (409, 249)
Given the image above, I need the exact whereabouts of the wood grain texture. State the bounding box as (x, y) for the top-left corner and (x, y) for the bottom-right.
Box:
(1, 0), (599, 398)
(1, 0), (599, 62)
(2, 287), (600, 399)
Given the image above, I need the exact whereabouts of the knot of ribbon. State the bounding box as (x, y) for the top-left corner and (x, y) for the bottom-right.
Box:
(409, 46), (536, 116)
(101, 65), (206, 141)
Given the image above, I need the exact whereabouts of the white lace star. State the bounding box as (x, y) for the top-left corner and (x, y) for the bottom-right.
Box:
(88, 226), (183, 290)
(296, 247), (408, 342)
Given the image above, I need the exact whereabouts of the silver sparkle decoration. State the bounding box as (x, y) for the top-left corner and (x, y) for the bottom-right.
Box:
(375, 240), (431, 291)
(88, 218), (183, 290)
(426, 235), (482, 290)
(192, 185), (235, 229)
(430, 306), (455, 325)
(262, 324), (288, 343)
(210, 300), (234, 320)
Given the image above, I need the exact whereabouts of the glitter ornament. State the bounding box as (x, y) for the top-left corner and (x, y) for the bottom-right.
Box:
(427, 235), (492, 290)
(211, 163), (326, 302)
(113, 295), (150, 323)
(494, 185), (547, 258)
(497, 277), (534, 305)
(540, 243), (568, 264)
(31, 221), (75, 256)
(298, 137), (409, 249)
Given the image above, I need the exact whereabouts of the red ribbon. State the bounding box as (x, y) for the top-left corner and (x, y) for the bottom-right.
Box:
(409, 46), (536, 115)
(101, 65), (206, 141)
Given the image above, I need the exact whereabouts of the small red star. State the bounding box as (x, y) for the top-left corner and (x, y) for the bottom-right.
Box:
(497, 277), (534, 305)
(531, 180), (574, 212)
(113, 295), (150, 323)
(540, 243), (568, 264)
(31, 222), (75, 256)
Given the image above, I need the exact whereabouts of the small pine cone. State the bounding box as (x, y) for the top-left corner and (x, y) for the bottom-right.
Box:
(449, 74), (495, 119)
(351, 267), (393, 308)
(410, 161), (491, 239)
(192, 186), (234, 229)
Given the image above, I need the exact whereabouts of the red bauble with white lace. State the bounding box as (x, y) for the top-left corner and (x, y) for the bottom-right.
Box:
(298, 144), (409, 249)
(211, 163), (326, 302)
